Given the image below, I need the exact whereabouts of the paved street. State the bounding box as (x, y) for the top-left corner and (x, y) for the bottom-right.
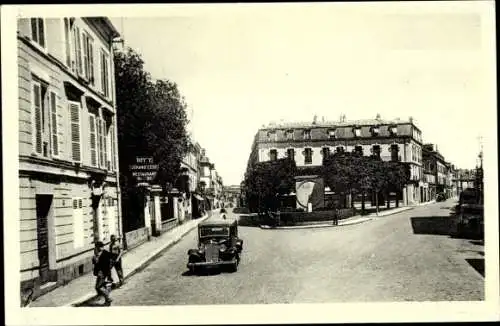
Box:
(82, 200), (484, 305)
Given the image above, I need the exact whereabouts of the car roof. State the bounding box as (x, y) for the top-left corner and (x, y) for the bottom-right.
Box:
(199, 218), (237, 227)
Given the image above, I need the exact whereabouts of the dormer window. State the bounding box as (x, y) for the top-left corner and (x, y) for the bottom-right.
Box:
(267, 130), (277, 141)
(328, 129), (336, 139)
(269, 149), (278, 161)
(30, 18), (46, 49)
(389, 125), (398, 136)
(353, 127), (361, 137)
(303, 129), (311, 140)
(286, 129), (294, 140)
(371, 126), (380, 136)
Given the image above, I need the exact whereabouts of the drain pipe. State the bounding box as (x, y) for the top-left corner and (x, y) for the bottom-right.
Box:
(110, 47), (124, 247)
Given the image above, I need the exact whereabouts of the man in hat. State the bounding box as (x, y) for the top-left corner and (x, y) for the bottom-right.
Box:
(92, 241), (113, 305)
(109, 234), (124, 287)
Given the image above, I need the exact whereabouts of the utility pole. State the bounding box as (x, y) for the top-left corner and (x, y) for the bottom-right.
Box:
(476, 136), (484, 204)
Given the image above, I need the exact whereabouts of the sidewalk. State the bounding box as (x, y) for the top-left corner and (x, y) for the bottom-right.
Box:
(30, 213), (212, 307)
(260, 205), (414, 230)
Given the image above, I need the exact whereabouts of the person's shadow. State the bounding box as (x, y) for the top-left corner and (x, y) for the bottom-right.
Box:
(74, 297), (110, 307)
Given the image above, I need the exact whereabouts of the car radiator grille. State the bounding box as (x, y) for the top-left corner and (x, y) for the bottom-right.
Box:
(205, 243), (220, 263)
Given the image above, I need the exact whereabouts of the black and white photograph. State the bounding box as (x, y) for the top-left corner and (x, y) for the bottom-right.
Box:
(2, 1), (499, 325)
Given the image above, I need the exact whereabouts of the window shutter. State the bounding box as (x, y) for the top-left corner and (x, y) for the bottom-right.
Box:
(103, 119), (109, 170)
(69, 102), (81, 162)
(37, 19), (45, 47)
(89, 114), (97, 167)
(82, 33), (88, 78)
(32, 83), (43, 154)
(50, 92), (59, 157)
(89, 41), (94, 84)
(97, 118), (104, 168)
(75, 27), (82, 75)
(110, 125), (116, 171)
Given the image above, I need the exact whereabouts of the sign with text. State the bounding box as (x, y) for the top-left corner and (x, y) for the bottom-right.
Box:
(129, 156), (159, 184)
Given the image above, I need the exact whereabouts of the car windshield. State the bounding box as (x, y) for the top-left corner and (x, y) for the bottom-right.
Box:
(200, 226), (230, 237)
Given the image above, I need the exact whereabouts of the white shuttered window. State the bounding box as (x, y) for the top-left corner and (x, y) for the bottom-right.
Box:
(31, 82), (43, 155)
(49, 91), (59, 157)
(73, 198), (84, 249)
(89, 114), (97, 167)
(69, 102), (82, 162)
(109, 125), (116, 171)
(100, 49), (109, 97)
(97, 118), (104, 168)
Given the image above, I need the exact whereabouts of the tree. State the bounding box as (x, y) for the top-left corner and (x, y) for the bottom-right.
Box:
(385, 161), (411, 207)
(323, 151), (371, 211)
(244, 158), (297, 213)
(115, 47), (190, 231)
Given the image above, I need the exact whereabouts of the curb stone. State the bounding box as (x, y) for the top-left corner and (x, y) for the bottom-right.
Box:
(259, 205), (416, 230)
(68, 215), (211, 307)
(259, 217), (373, 230)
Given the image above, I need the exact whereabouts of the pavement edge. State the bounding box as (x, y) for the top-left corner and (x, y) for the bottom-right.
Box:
(67, 215), (211, 307)
(259, 206), (415, 230)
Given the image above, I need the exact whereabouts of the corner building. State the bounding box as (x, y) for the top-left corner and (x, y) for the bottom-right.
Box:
(246, 117), (424, 206)
(17, 17), (121, 297)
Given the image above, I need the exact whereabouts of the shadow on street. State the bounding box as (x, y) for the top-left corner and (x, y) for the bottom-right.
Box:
(466, 258), (485, 277)
(410, 216), (458, 236)
(237, 214), (263, 227)
(181, 269), (222, 277)
(75, 297), (108, 307)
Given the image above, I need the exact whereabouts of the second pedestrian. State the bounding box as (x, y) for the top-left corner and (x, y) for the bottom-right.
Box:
(109, 234), (124, 287)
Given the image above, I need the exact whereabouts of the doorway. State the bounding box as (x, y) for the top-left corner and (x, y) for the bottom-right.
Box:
(36, 194), (53, 285)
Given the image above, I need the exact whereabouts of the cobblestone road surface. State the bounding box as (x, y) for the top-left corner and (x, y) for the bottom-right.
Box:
(83, 199), (484, 305)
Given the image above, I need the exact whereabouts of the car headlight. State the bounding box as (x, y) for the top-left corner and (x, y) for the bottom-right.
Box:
(219, 244), (227, 252)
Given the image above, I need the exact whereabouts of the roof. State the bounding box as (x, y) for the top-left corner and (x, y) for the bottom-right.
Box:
(102, 17), (121, 38)
(260, 118), (413, 131)
(199, 218), (238, 227)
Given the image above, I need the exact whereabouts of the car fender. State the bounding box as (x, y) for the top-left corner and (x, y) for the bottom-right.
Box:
(188, 248), (201, 256)
(235, 239), (243, 252)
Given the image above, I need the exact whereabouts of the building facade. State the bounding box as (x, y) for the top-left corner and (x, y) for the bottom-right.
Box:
(180, 141), (204, 218)
(246, 116), (424, 206)
(223, 185), (241, 207)
(18, 17), (121, 297)
(422, 144), (454, 199)
(198, 150), (224, 210)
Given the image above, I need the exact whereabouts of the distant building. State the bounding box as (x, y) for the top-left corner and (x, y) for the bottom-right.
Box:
(245, 116), (424, 207)
(17, 17), (121, 297)
(454, 168), (476, 194)
(180, 141), (203, 219)
(223, 185), (241, 207)
(422, 144), (454, 199)
(198, 150), (224, 210)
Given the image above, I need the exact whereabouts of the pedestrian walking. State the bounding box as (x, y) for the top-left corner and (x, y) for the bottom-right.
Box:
(109, 234), (124, 287)
(333, 204), (339, 226)
(92, 241), (113, 306)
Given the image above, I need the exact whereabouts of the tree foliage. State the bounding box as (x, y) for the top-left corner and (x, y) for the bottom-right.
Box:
(115, 47), (190, 231)
(244, 157), (297, 212)
(115, 47), (190, 189)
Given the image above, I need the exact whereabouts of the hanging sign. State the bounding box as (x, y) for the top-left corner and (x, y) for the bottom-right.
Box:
(129, 156), (159, 184)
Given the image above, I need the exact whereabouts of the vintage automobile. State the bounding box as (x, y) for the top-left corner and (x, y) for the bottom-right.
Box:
(187, 218), (243, 273)
(456, 188), (484, 239)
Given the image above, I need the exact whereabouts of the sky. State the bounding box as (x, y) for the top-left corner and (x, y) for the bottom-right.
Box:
(106, 2), (496, 186)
